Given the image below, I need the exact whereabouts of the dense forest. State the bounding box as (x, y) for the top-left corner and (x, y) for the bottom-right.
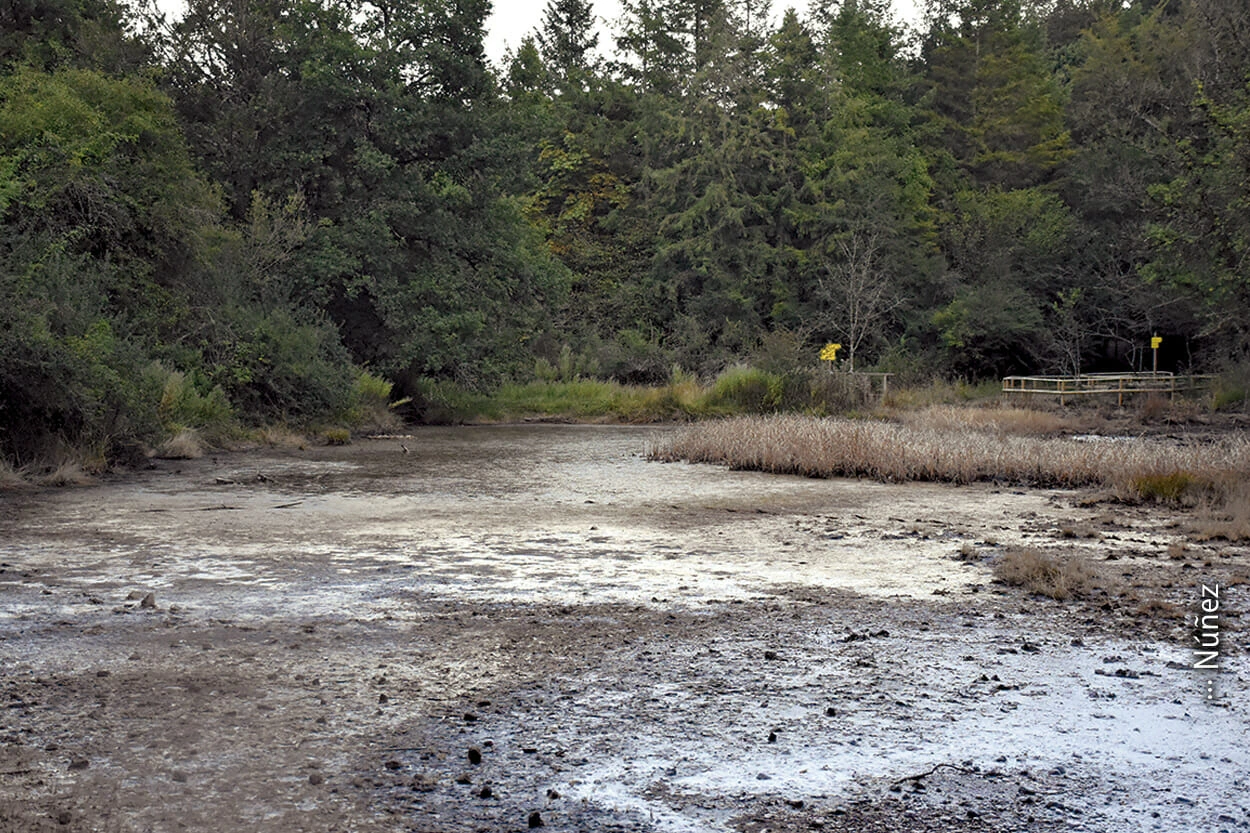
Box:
(2, 0), (1248, 465)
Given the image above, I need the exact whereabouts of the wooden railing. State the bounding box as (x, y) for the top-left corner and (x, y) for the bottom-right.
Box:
(1002, 372), (1215, 405)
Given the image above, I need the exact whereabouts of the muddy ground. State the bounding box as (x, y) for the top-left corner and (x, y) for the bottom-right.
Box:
(0, 425), (1246, 833)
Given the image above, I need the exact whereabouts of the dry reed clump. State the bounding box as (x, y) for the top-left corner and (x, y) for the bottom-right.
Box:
(898, 405), (1069, 436)
(992, 547), (1098, 600)
(155, 428), (206, 460)
(649, 414), (1250, 494)
(256, 425), (308, 449)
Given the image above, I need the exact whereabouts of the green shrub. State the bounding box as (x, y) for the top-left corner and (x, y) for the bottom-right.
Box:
(211, 308), (357, 424)
(346, 371), (400, 431)
(158, 368), (234, 434)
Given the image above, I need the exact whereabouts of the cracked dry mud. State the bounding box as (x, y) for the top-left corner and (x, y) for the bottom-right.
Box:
(0, 425), (1246, 833)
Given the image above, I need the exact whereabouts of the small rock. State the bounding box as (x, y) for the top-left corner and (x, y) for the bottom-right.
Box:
(764, 650), (779, 661)
(478, 785), (493, 799)
(767, 731), (777, 743)
(756, 773), (771, 781)
(140, 593), (156, 609)
(378, 693), (389, 704)
(172, 770), (188, 783)
(546, 788), (561, 800)
(455, 773), (472, 785)
(96, 670), (110, 678)
(56, 811), (72, 825)
(384, 760), (402, 771)
(308, 772), (324, 786)
(463, 712), (477, 722)
(68, 759), (89, 771)
(825, 707), (836, 717)
(528, 811), (544, 828)
(468, 747), (483, 765)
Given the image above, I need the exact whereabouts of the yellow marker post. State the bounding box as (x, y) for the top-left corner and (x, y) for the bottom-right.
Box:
(1151, 335), (1161, 374)
(820, 343), (841, 372)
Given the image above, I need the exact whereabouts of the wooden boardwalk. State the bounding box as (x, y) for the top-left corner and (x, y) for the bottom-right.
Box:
(1002, 372), (1215, 405)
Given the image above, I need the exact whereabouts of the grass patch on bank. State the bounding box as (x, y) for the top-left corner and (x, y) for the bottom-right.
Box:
(648, 414), (1250, 500)
(409, 367), (884, 424)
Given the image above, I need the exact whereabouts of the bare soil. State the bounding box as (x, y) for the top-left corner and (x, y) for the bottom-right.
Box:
(0, 425), (1246, 833)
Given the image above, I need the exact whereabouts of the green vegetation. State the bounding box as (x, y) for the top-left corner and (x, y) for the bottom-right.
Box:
(3, 0), (1250, 472)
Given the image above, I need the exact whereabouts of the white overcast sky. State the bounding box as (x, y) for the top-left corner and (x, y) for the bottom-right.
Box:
(483, 1), (926, 66)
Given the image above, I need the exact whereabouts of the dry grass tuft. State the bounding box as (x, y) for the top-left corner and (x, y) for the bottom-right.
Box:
(322, 427), (351, 446)
(650, 414), (1250, 496)
(155, 428), (206, 460)
(1191, 482), (1250, 542)
(992, 547), (1098, 600)
(38, 460), (94, 487)
(0, 458), (29, 489)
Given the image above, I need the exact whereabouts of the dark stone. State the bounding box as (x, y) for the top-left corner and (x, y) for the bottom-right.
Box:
(528, 811), (544, 828)
(308, 772), (324, 785)
(468, 747), (483, 765)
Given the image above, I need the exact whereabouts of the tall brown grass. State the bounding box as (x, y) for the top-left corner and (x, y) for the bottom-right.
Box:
(649, 414), (1250, 496)
(897, 405), (1070, 436)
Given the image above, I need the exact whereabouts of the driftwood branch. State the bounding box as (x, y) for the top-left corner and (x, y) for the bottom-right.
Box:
(892, 762), (977, 785)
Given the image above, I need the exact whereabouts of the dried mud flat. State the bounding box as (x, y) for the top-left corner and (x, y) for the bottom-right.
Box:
(0, 425), (1246, 833)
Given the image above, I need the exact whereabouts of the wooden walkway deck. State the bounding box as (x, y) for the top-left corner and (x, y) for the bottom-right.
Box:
(1002, 372), (1215, 405)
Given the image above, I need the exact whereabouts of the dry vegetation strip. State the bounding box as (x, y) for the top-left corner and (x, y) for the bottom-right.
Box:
(648, 413), (1250, 495)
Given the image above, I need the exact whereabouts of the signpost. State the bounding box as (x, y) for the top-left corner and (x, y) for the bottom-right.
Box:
(1151, 334), (1162, 374)
(820, 343), (841, 371)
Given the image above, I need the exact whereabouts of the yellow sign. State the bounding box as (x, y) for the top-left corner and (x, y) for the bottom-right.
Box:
(1151, 336), (1162, 350)
(820, 343), (842, 361)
